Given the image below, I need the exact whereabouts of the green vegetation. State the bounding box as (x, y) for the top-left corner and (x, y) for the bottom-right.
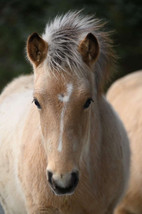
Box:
(0, 0), (142, 91)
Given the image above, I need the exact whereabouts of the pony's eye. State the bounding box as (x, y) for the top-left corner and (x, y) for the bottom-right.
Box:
(83, 98), (94, 109)
(33, 98), (41, 109)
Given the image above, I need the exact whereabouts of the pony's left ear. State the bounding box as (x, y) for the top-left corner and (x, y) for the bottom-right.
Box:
(78, 33), (99, 66)
(27, 32), (48, 67)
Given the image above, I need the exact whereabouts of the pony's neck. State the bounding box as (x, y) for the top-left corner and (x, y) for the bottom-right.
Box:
(81, 94), (102, 173)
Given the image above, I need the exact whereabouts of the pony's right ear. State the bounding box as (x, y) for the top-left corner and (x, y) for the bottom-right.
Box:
(27, 33), (48, 66)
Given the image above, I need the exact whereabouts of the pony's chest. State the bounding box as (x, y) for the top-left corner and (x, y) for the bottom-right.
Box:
(47, 192), (101, 214)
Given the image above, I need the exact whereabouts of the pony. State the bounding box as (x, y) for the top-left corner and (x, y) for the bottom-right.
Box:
(107, 70), (142, 214)
(0, 11), (130, 214)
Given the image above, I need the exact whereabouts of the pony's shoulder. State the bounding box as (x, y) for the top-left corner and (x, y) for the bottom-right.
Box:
(0, 74), (33, 103)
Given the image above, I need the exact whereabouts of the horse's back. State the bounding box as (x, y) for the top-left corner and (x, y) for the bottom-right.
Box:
(107, 70), (142, 141)
(0, 75), (33, 214)
(107, 70), (142, 213)
(107, 70), (142, 109)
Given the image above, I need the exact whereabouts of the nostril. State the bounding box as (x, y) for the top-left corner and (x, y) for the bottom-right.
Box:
(71, 171), (79, 188)
(47, 170), (53, 185)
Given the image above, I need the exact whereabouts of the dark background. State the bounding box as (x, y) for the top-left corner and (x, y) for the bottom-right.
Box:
(0, 0), (142, 92)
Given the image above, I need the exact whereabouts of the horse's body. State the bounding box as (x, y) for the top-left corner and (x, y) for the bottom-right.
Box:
(0, 11), (130, 214)
(107, 70), (142, 214)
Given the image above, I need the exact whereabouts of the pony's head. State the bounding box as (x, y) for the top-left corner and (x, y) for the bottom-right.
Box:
(27, 11), (114, 195)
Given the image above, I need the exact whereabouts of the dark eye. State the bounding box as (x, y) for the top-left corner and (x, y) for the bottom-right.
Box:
(33, 98), (41, 109)
(83, 98), (94, 109)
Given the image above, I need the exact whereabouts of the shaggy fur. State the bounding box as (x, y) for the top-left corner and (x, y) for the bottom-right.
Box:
(0, 11), (129, 214)
(42, 11), (115, 92)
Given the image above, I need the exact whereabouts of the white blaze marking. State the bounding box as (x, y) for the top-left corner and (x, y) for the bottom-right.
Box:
(58, 83), (73, 152)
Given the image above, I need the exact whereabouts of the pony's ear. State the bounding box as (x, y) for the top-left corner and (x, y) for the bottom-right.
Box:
(27, 33), (48, 66)
(78, 33), (99, 66)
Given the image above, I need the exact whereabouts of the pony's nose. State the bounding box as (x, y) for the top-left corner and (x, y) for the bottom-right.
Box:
(47, 170), (79, 195)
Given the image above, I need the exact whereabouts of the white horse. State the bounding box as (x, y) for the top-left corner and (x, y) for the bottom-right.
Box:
(107, 70), (142, 214)
(0, 11), (130, 214)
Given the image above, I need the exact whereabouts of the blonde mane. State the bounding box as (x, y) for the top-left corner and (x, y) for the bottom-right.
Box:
(42, 11), (115, 90)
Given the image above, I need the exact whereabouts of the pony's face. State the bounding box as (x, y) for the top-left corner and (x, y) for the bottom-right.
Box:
(27, 31), (99, 195)
(33, 72), (94, 195)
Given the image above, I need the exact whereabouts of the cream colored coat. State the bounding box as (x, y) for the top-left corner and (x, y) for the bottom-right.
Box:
(107, 70), (142, 214)
(0, 73), (130, 214)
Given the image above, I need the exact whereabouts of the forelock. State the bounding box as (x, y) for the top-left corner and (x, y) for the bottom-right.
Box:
(42, 10), (115, 89)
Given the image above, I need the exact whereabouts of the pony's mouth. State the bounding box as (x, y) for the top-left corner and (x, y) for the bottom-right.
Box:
(48, 171), (79, 196)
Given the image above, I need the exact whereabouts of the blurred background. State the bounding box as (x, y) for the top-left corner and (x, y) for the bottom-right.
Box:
(0, 0), (142, 92)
